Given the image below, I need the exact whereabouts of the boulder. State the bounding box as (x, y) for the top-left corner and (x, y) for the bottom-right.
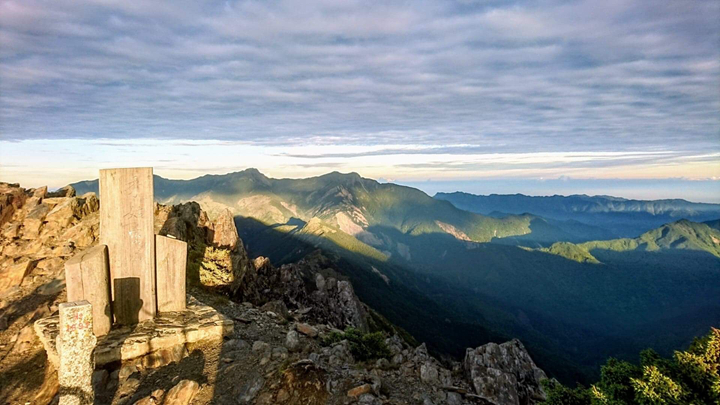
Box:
(296, 322), (318, 338)
(0, 183), (27, 226)
(45, 197), (81, 228)
(46, 185), (75, 198)
(211, 209), (239, 250)
(260, 300), (289, 320)
(348, 384), (372, 397)
(0, 260), (33, 293)
(32, 186), (48, 198)
(235, 372), (264, 404)
(285, 330), (300, 352)
(22, 204), (50, 238)
(463, 339), (547, 405)
(164, 380), (199, 405)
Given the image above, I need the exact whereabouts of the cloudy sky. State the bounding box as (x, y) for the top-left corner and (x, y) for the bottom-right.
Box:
(1, 0), (719, 201)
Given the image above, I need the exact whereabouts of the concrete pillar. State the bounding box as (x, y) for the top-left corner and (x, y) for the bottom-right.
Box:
(57, 301), (97, 405)
(155, 235), (188, 312)
(65, 245), (112, 336)
(99, 167), (156, 324)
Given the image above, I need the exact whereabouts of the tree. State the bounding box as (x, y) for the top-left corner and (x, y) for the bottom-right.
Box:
(541, 328), (719, 405)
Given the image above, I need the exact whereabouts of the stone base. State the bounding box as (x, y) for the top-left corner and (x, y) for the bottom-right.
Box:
(35, 296), (233, 368)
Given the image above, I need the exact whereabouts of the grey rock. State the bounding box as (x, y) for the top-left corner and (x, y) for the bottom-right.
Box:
(464, 339), (547, 405)
(285, 330), (300, 352)
(235, 371), (265, 404)
(358, 393), (382, 405)
(420, 362), (439, 385)
(446, 392), (463, 405)
(252, 341), (269, 353)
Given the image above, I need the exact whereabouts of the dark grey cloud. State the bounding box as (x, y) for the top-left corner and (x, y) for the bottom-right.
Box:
(0, 0), (718, 156)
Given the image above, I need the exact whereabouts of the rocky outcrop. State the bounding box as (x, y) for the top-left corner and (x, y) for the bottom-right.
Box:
(155, 202), (254, 294)
(464, 339), (547, 405)
(211, 209), (239, 250)
(0, 182), (28, 227)
(308, 273), (369, 332)
(46, 185), (75, 198)
(0, 183), (100, 295)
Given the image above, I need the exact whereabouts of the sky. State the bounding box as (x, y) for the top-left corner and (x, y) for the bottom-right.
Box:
(1, 0), (719, 201)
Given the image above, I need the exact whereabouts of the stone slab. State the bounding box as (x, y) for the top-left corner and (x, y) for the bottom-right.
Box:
(155, 235), (187, 312)
(35, 296), (233, 369)
(99, 167), (156, 324)
(65, 245), (112, 336)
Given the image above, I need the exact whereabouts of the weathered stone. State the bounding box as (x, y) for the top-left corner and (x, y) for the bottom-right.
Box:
(252, 340), (270, 353)
(100, 167), (156, 324)
(23, 204), (50, 238)
(348, 384), (372, 397)
(420, 362), (439, 385)
(0, 260), (33, 293)
(359, 393), (382, 405)
(141, 344), (187, 369)
(211, 208), (239, 250)
(47, 185), (76, 198)
(285, 330), (300, 352)
(164, 380), (199, 405)
(46, 198), (81, 228)
(33, 186), (48, 198)
(0, 182), (27, 226)
(12, 324), (36, 354)
(155, 235), (187, 312)
(464, 339), (547, 405)
(235, 372), (264, 404)
(296, 322), (318, 338)
(79, 193), (99, 216)
(134, 389), (165, 405)
(57, 301), (97, 405)
(36, 257), (65, 273)
(259, 300), (289, 320)
(65, 245), (112, 336)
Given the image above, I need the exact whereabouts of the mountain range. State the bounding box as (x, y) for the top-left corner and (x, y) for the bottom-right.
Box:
(435, 191), (720, 238)
(71, 169), (720, 384)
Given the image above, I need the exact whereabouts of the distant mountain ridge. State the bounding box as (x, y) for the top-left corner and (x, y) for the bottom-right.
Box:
(435, 191), (720, 237)
(72, 169), (587, 249)
(543, 219), (720, 263)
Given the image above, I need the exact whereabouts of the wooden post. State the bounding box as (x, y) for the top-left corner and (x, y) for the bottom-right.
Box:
(155, 235), (187, 312)
(64, 245), (112, 336)
(99, 167), (156, 324)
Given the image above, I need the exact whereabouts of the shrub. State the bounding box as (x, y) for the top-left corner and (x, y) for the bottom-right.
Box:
(321, 327), (391, 361)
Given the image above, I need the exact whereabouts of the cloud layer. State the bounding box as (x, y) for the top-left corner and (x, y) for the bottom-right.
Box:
(2, 0), (718, 149)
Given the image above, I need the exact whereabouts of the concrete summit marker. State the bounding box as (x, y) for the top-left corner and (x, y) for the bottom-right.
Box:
(57, 301), (96, 405)
(99, 167), (156, 324)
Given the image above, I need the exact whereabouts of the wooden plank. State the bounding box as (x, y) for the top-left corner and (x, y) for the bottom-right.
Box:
(65, 244), (112, 336)
(155, 235), (187, 312)
(99, 167), (156, 324)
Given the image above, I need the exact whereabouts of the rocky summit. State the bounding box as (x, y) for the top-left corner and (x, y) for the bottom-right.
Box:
(0, 181), (548, 404)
